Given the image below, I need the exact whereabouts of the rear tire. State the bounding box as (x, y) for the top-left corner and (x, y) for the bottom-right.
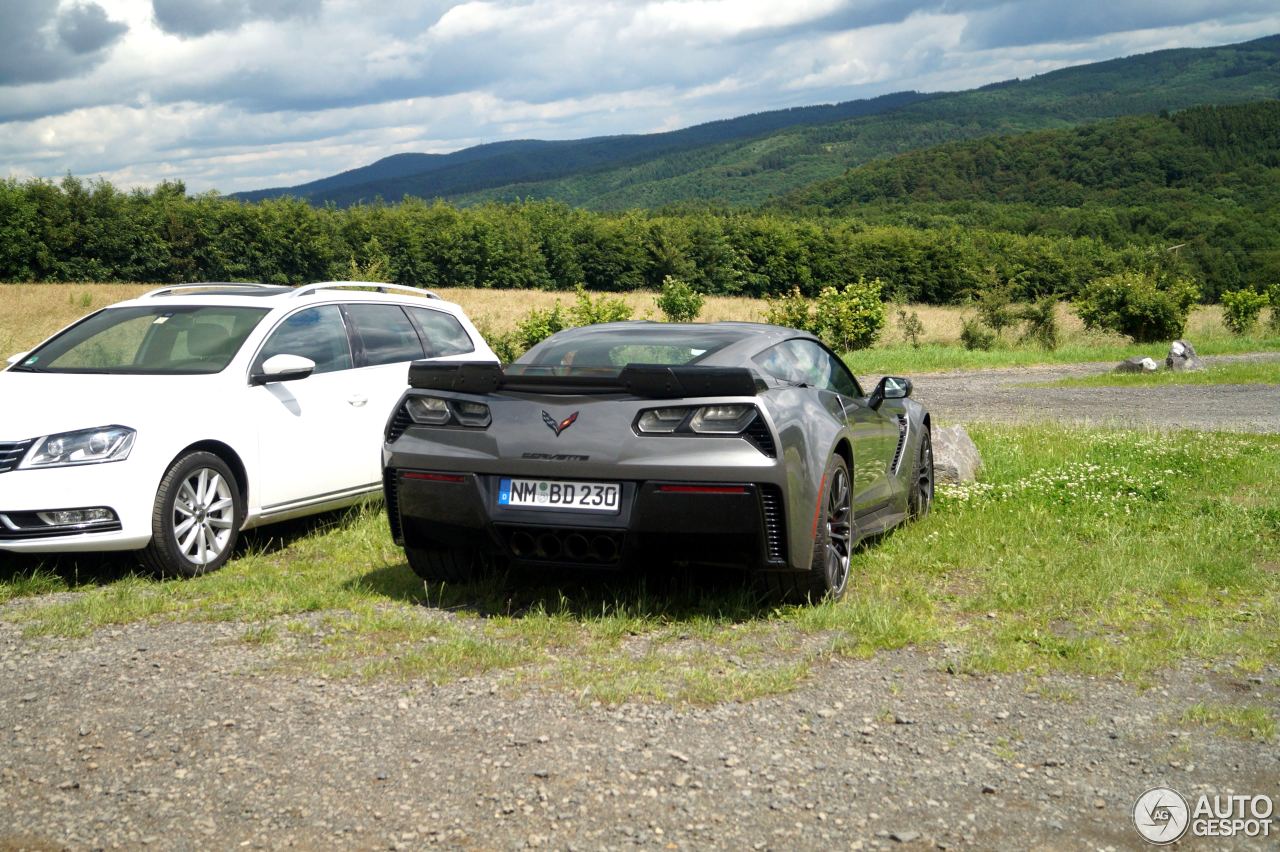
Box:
(140, 451), (244, 578)
(405, 546), (484, 583)
(908, 428), (934, 520)
(761, 454), (853, 603)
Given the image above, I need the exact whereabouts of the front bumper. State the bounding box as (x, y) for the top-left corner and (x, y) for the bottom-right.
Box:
(385, 468), (790, 571)
(0, 462), (154, 553)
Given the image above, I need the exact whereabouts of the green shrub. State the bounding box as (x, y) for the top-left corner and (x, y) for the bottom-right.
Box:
(1074, 270), (1199, 343)
(1269, 284), (1280, 333)
(897, 306), (924, 348)
(960, 316), (996, 351)
(1220, 288), (1269, 336)
(814, 277), (886, 352)
(976, 282), (1016, 336)
(1016, 296), (1060, 350)
(567, 284), (633, 325)
(763, 286), (817, 333)
(655, 276), (705, 322)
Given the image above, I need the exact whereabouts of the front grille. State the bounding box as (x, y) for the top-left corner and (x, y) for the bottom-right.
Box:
(384, 469), (403, 544)
(0, 439), (35, 473)
(743, 416), (777, 458)
(759, 484), (786, 562)
(386, 404), (412, 443)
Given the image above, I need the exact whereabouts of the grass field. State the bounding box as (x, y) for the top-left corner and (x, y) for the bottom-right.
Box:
(4, 425), (1278, 710)
(3, 283), (1278, 374)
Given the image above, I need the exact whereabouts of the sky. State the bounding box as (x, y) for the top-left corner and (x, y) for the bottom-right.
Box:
(1, 1), (1278, 194)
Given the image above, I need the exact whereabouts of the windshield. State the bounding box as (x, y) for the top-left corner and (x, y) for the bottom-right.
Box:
(510, 326), (746, 376)
(13, 305), (270, 375)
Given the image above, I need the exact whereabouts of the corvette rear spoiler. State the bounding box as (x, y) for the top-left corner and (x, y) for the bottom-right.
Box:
(407, 361), (763, 398)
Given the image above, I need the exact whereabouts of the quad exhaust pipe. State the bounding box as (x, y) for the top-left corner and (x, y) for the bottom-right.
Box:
(503, 528), (623, 563)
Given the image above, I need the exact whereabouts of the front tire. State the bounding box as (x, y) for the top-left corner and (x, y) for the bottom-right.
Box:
(908, 428), (934, 520)
(140, 451), (244, 577)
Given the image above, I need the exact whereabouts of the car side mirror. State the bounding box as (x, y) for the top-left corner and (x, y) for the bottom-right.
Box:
(7, 351), (29, 367)
(868, 376), (912, 410)
(251, 353), (316, 386)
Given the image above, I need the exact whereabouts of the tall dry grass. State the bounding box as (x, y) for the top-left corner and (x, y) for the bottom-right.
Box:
(0, 282), (1258, 357)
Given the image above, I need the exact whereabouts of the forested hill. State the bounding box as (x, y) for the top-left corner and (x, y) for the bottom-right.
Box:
(237, 34), (1280, 210)
(777, 100), (1280, 294)
(232, 91), (932, 205)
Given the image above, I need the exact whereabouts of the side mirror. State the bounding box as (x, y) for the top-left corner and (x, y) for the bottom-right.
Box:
(251, 353), (316, 386)
(7, 351), (29, 367)
(868, 376), (912, 410)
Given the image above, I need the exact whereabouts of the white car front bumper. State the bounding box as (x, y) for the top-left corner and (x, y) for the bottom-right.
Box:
(0, 460), (155, 553)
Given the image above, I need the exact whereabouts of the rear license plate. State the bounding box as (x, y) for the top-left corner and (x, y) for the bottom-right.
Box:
(498, 478), (621, 513)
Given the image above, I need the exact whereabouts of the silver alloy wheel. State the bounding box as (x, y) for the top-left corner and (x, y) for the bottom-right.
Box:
(825, 465), (852, 592)
(172, 467), (235, 566)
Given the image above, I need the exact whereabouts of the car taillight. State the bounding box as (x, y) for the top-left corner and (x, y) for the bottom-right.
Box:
(635, 404), (758, 435)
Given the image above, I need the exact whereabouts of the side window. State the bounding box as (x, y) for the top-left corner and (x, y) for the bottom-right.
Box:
(407, 306), (475, 357)
(754, 339), (860, 397)
(254, 306), (353, 375)
(345, 304), (426, 367)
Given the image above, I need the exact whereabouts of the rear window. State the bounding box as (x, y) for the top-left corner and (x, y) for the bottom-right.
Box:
(510, 326), (745, 376)
(407, 306), (474, 357)
(345, 304), (425, 367)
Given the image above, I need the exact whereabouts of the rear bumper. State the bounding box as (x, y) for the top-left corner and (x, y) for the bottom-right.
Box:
(385, 468), (790, 570)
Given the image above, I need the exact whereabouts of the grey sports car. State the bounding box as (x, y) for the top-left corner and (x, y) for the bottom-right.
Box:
(382, 322), (933, 600)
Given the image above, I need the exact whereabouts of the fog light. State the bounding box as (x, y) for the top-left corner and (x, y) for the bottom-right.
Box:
(36, 507), (116, 527)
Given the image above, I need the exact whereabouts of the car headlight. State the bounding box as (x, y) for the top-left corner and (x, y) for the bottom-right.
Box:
(20, 426), (136, 469)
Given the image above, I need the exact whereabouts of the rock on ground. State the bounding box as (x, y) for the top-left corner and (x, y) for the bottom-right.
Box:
(931, 424), (982, 484)
(1115, 355), (1158, 373)
(1167, 339), (1204, 372)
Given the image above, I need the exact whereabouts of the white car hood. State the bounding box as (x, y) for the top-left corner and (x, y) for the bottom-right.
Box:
(0, 371), (225, 439)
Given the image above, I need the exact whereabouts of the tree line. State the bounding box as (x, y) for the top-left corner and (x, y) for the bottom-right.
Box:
(0, 176), (1174, 304)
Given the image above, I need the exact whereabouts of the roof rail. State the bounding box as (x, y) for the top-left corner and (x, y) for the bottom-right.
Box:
(141, 283), (279, 298)
(290, 281), (440, 300)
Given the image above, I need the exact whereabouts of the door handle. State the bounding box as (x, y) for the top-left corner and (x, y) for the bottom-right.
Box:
(348, 395), (368, 407)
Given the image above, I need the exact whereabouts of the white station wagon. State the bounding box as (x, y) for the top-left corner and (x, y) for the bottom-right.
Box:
(0, 282), (497, 575)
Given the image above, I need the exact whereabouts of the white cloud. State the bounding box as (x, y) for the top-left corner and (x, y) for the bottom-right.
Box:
(0, 0), (1277, 192)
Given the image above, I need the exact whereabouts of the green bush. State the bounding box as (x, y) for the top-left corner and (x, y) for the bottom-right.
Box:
(487, 285), (635, 362)
(655, 276), (705, 322)
(896, 306), (924, 348)
(814, 277), (885, 352)
(1016, 297), (1060, 350)
(567, 284), (633, 325)
(763, 287), (818, 334)
(1220, 288), (1269, 336)
(976, 282), (1017, 336)
(1269, 284), (1280, 333)
(1074, 270), (1199, 343)
(959, 316), (996, 351)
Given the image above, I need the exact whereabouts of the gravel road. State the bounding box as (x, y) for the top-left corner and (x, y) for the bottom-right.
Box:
(2, 615), (1278, 851)
(900, 352), (1280, 432)
(4, 355), (1279, 850)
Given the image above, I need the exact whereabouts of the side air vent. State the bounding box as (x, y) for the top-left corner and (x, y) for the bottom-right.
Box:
(384, 469), (403, 545)
(759, 484), (786, 563)
(386, 404), (412, 443)
(743, 416), (777, 458)
(0, 439), (34, 474)
(889, 416), (909, 475)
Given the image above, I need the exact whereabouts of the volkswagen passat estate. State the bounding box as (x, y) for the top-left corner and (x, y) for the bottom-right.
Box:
(1, 282), (496, 575)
